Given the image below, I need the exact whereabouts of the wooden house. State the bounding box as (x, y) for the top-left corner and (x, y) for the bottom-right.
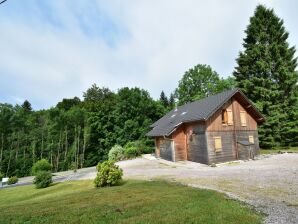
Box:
(147, 89), (265, 164)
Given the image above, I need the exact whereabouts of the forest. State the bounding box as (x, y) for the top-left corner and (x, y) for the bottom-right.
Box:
(0, 5), (297, 177)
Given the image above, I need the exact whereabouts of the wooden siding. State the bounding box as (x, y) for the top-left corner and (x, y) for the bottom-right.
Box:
(233, 99), (257, 130)
(206, 98), (257, 132)
(237, 131), (260, 159)
(206, 132), (235, 164)
(173, 126), (186, 161)
(185, 122), (208, 164)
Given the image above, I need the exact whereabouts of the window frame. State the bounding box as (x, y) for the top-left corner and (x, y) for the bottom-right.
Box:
(214, 136), (222, 152)
(227, 109), (233, 125)
(240, 111), (247, 127)
(222, 109), (228, 125)
(249, 135), (254, 144)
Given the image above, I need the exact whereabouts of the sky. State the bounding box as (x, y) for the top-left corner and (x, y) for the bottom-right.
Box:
(0, 0), (297, 110)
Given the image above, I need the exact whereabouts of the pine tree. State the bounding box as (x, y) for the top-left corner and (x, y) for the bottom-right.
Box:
(22, 100), (32, 112)
(159, 91), (169, 108)
(234, 5), (298, 148)
(168, 93), (175, 109)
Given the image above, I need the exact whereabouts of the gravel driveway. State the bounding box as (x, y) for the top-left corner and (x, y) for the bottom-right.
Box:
(5, 153), (297, 223)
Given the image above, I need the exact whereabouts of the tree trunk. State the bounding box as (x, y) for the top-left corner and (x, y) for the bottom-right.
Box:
(50, 140), (53, 168)
(56, 130), (62, 172)
(32, 139), (36, 164)
(0, 133), (3, 171)
(6, 141), (13, 176)
(81, 125), (87, 168)
(41, 129), (44, 159)
(74, 126), (77, 169)
(64, 126), (68, 162)
(77, 126), (80, 170)
(15, 132), (19, 160)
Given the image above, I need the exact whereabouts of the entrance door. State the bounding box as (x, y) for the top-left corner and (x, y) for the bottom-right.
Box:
(160, 139), (174, 161)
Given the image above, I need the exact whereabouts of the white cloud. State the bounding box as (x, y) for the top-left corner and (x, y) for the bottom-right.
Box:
(0, 0), (297, 109)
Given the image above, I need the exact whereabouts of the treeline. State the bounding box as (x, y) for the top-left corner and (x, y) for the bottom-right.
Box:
(0, 86), (165, 177)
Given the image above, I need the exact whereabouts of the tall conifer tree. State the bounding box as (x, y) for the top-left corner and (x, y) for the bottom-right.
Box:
(234, 5), (298, 148)
(159, 91), (169, 108)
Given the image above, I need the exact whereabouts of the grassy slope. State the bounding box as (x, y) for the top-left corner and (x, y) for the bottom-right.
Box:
(0, 180), (262, 224)
(260, 146), (298, 154)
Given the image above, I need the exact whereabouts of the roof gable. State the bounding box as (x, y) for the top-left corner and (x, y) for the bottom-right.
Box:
(147, 89), (264, 137)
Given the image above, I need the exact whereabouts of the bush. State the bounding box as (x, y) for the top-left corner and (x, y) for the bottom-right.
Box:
(124, 140), (153, 158)
(31, 159), (52, 175)
(108, 145), (125, 161)
(94, 161), (123, 187)
(124, 144), (139, 158)
(8, 176), (18, 185)
(33, 171), (52, 189)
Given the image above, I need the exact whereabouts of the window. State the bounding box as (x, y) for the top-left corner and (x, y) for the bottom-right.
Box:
(214, 137), (222, 152)
(240, 111), (247, 126)
(227, 109), (233, 125)
(222, 109), (228, 124)
(222, 109), (233, 125)
(249, 135), (254, 144)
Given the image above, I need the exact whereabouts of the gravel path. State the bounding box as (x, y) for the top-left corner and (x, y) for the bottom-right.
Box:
(4, 153), (297, 223)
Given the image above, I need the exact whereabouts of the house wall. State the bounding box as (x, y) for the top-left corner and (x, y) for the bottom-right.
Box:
(185, 122), (208, 164)
(206, 131), (235, 164)
(172, 126), (186, 161)
(155, 137), (161, 157)
(206, 99), (257, 131)
(206, 97), (260, 164)
(237, 131), (260, 159)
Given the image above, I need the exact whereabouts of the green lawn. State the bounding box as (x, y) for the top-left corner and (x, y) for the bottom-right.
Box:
(260, 146), (298, 155)
(0, 180), (262, 224)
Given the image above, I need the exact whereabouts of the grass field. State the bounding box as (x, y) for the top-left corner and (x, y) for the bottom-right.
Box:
(0, 180), (262, 224)
(260, 146), (298, 155)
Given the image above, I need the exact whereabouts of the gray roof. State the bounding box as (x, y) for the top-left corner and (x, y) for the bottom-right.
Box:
(147, 88), (264, 137)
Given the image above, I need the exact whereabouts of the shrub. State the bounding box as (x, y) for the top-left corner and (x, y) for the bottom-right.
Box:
(124, 140), (153, 158)
(94, 161), (123, 187)
(8, 176), (18, 185)
(33, 171), (52, 189)
(31, 159), (52, 175)
(108, 145), (125, 161)
(124, 144), (140, 158)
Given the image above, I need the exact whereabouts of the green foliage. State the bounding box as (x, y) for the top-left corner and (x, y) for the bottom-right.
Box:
(33, 171), (52, 189)
(0, 172), (4, 180)
(233, 5), (298, 148)
(175, 64), (235, 105)
(0, 83), (162, 177)
(8, 176), (18, 185)
(31, 159), (52, 175)
(21, 100), (32, 112)
(56, 97), (81, 111)
(108, 145), (125, 161)
(94, 161), (123, 187)
(124, 144), (139, 158)
(124, 140), (153, 158)
(0, 180), (263, 224)
(159, 91), (169, 107)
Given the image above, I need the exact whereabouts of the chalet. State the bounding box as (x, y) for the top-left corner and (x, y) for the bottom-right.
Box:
(147, 89), (265, 164)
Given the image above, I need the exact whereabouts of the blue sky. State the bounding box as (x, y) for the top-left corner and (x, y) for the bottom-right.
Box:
(0, 0), (297, 109)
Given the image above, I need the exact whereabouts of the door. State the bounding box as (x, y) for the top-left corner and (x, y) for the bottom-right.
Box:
(160, 139), (174, 161)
